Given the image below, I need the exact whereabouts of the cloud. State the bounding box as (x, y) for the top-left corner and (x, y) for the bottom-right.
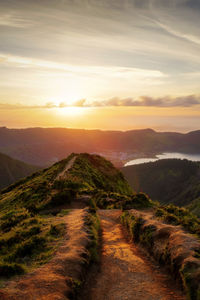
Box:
(88, 95), (200, 107)
(156, 21), (200, 46)
(0, 53), (165, 80)
(0, 13), (33, 28)
(0, 95), (200, 110)
(0, 0), (200, 104)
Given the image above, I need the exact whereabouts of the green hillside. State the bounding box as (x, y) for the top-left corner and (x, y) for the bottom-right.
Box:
(122, 159), (200, 216)
(0, 152), (39, 190)
(0, 153), (133, 278)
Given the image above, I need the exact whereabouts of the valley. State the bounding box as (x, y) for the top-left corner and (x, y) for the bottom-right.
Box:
(0, 153), (199, 299)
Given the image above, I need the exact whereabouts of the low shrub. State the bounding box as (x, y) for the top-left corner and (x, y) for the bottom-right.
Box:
(122, 193), (154, 210)
(6, 236), (46, 262)
(50, 189), (76, 206)
(0, 262), (25, 278)
(155, 205), (200, 237)
(0, 210), (30, 232)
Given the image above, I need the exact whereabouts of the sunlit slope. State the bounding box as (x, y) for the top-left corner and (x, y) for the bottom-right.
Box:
(0, 153), (132, 212)
(0, 153), (132, 278)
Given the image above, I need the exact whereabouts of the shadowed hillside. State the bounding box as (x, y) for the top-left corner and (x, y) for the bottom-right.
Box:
(0, 152), (39, 189)
(122, 159), (200, 216)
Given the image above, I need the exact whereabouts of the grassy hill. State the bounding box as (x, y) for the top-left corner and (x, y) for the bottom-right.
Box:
(122, 159), (200, 216)
(0, 127), (200, 166)
(0, 153), (133, 278)
(0, 152), (39, 189)
(0, 152), (199, 300)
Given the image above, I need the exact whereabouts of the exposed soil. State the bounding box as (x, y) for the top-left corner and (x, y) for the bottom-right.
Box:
(56, 155), (77, 180)
(1, 209), (89, 300)
(81, 209), (186, 300)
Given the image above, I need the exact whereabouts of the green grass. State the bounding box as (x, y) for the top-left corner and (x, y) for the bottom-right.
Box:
(155, 204), (200, 238)
(0, 152), (133, 279)
(85, 211), (101, 263)
(121, 210), (200, 300)
(92, 190), (154, 210)
(0, 207), (66, 278)
(67, 153), (133, 195)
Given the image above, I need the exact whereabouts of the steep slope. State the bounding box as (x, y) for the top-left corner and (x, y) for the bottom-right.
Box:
(0, 127), (200, 166)
(122, 159), (200, 216)
(0, 153), (132, 279)
(0, 153), (132, 215)
(0, 152), (39, 189)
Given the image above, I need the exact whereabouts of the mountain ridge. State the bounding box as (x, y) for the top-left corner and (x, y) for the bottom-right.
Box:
(0, 127), (200, 166)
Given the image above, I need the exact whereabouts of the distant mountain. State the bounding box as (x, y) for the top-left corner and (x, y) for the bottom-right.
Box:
(122, 159), (200, 216)
(0, 127), (200, 166)
(0, 152), (39, 189)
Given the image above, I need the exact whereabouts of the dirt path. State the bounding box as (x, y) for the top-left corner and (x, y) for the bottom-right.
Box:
(56, 155), (77, 180)
(82, 210), (185, 300)
(1, 209), (89, 300)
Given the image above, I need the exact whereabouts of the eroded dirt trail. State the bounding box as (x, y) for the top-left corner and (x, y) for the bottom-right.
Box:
(56, 155), (77, 180)
(84, 210), (185, 300)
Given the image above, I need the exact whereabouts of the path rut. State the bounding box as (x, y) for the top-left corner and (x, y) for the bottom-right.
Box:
(56, 155), (77, 180)
(82, 210), (185, 300)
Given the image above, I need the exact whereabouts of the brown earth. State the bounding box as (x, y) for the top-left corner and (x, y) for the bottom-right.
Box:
(0, 209), (89, 300)
(81, 209), (185, 300)
(0, 208), (189, 300)
(56, 155), (77, 181)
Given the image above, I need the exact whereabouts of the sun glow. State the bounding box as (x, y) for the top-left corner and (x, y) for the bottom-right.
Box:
(57, 106), (85, 116)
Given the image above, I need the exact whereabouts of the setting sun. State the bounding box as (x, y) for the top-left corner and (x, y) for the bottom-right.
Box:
(56, 106), (85, 117)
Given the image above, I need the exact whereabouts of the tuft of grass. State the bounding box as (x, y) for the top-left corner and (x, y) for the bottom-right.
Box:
(85, 212), (100, 263)
(49, 223), (65, 237)
(155, 204), (200, 237)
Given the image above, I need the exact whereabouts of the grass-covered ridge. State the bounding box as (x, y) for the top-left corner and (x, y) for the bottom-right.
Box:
(66, 153), (133, 195)
(0, 153), (75, 279)
(0, 153), (133, 279)
(0, 152), (133, 217)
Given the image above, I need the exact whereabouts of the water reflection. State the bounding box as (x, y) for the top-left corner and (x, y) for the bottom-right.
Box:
(125, 152), (200, 166)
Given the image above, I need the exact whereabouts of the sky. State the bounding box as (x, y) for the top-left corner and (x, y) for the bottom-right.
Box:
(0, 0), (200, 131)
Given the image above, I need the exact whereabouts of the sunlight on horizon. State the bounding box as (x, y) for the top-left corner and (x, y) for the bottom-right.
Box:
(55, 106), (85, 117)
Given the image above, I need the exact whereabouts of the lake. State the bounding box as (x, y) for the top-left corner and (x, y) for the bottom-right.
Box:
(124, 152), (200, 166)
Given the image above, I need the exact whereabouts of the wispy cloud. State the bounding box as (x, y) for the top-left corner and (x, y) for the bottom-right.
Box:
(0, 13), (33, 28)
(1, 95), (200, 109)
(0, 53), (165, 80)
(81, 95), (200, 107)
(156, 21), (200, 46)
(0, 0), (200, 110)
